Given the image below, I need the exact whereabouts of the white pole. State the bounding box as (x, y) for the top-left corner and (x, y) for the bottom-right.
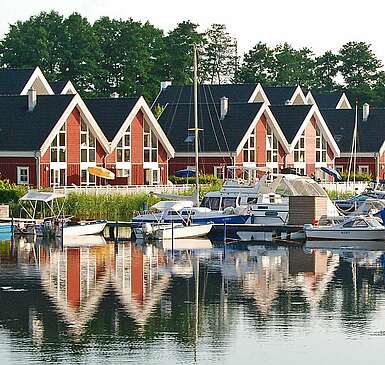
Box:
(193, 44), (200, 205)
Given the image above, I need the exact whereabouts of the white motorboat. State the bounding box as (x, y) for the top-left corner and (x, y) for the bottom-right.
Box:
(59, 220), (107, 237)
(149, 222), (213, 240)
(134, 201), (213, 240)
(304, 215), (385, 241)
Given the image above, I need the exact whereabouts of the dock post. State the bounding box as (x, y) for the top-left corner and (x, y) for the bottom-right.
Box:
(115, 220), (118, 243)
(223, 220), (227, 258)
(11, 216), (14, 238)
(171, 220), (174, 256)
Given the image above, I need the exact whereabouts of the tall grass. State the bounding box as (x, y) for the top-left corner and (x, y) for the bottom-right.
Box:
(64, 192), (161, 221)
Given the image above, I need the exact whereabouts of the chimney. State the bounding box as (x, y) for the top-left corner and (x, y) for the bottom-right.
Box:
(28, 88), (37, 111)
(160, 81), (172, 92)
(363, 103), (369, 121)
(220, 96), (228, 120)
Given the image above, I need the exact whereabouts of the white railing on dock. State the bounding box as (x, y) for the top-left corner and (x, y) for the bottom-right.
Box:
(320, 182), (369, 194)
(52, 184), (192, 196)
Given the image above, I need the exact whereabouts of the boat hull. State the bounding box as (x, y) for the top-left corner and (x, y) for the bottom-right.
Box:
(304, 227), (385, 241)
(62, 221), (107, 237)
(0, 223), (11, 234)
(155, 224), (213, 240)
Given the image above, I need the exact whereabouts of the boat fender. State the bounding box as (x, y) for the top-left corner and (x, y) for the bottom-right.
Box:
(303, 224), (313, 230)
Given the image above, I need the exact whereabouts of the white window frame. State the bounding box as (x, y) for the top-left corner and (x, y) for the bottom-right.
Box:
(315, 125), (327, 164)
(80, 117), (96, 164)
(143, 121), (158, 163)
(213, 166), (225, 179)
(50, 123), (66, 163)
(243, 129), (256, 163)
(293, 130), (305, 163)
(117, 125), (131, 163)
(80, 168), (96, 186)
(17, 166), (29, 185)
(358, 165), (370, 174)
(266, 123), (278, 164)
(335, 165), (344, 173)
(50, 168), (67, 187)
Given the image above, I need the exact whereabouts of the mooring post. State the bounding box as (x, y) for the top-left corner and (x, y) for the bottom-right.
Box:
(223, 220), (227, 258)
(115, 220), (118, 243)
(11, 216), (14, 238)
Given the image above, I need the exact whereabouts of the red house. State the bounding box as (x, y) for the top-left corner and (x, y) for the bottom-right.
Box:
(322, 104), (385, 180)
(0, 91), (174, 187)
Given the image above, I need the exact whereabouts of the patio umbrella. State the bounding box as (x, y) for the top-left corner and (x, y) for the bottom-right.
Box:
(321, 166), (342, 181)
(175, 168), (196, 177)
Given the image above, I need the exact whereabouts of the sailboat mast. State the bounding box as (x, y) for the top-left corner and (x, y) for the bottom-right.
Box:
(193, 44), (200, 201)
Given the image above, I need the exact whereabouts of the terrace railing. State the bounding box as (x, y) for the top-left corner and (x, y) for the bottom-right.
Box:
(52, 184), (192, 196)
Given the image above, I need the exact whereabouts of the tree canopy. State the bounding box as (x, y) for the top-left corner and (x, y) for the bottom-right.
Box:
(1, 11), (385, 105)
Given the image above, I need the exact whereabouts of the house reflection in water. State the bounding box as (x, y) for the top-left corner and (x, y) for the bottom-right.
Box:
(37, 241), (171, 334)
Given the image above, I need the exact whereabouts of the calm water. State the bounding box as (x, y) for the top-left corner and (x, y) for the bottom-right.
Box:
(1, 237), (385, 364)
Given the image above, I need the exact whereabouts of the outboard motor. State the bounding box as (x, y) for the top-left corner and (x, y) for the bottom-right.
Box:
(380, 208), (385, 225)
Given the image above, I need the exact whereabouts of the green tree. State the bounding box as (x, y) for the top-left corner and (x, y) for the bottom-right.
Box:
(313, 51), (340, 91)
(163, 21), (204, 84)
(0, 11), (65, 78)
(200, 24), (238, 84)
(60, 13), (101, 94)
(233, 42), (274, 84)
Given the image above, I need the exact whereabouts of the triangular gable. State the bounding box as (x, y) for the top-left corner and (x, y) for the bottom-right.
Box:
(235, 103), (290, 156)
(40, 94), (110, 156)
(60, 81), (77, 95)
(110, 96), (175, 157)
(248, 83), (269, 103)
(290, 86), (307, 105)
(306, 91), (316, 105)
(336, 93), (352, 109)
(20, 66), (54, 95)
(289, 104), (340, 156)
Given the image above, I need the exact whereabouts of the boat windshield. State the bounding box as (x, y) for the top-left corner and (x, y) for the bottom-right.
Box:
(367, 219), (383, 228)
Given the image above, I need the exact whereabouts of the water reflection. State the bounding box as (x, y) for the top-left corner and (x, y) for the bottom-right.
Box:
(1, 237), (385, 364)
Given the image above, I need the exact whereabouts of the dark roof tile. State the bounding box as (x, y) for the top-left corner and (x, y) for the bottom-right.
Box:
(0, 68), (35, 95)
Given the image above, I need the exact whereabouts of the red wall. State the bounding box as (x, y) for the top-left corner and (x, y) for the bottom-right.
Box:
(0, 157), (37, 186)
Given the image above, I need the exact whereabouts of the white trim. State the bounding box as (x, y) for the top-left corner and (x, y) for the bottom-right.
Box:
(290, 86), (307, 105)
(16, 166), (29, 185)
(50, 162), (67, 169)
(315, 162), (327, 168)
(235, 103), (290, 156)
(60, 81), (77, 95)
(0, 151), (36, 157)
(248, 83), (269, 104)
(110, 97), (175, 158)
(289, 104), (340, 157)
(143, 162), (159, 170)
(20, 67), (54, 95)
(40, 94), (110, 156)
(116, 161), (131, 169)
(340, 152), (376, 158)
(175, 152), (230, 157)
(336, 93), (352, 109)
(358, 165), (370, 174)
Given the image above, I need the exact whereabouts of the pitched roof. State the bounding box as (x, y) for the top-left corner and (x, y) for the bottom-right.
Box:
(312, 92), (346, 109)
(0, 94), (75, 151)
(269, 105), (312, 143)
(0, 68), (35, 95)
(153, 84), (258, 107)
(50, 81), (68, 94)
(321, 108), (385, 153)
(264, 86), (298, 105)
(158, 102), (264, 153)
(84, 97), (140, 141)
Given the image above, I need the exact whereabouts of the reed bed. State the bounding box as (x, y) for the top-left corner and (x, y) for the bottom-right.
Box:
(64, 192), (161, 221)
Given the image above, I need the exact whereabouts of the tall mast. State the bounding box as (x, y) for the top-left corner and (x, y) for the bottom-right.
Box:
(193, 44), (200, 203)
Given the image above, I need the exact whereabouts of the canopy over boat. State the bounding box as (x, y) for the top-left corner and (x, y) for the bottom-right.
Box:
(151, 200), (194, 211)
(20, 191), (65, 202)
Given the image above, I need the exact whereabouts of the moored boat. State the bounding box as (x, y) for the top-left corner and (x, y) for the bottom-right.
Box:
(304, 215), (385, 241)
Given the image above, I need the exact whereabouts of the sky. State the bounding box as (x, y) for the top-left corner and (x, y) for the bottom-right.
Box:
(1, 0), (385, 62)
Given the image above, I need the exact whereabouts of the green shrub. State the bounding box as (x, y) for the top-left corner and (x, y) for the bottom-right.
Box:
(0, 179), (28, 204)
(339, 171), (372, 182)
(169, 174), (222, 185)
